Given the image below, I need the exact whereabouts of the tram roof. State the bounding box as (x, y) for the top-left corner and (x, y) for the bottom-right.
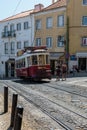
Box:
(16, 50), (49, 60)
(17, 46), (48, 57)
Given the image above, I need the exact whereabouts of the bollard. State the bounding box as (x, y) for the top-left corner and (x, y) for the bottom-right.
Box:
(14, 106), (24, 130)
(10, 93), (18, 127)
(4, 86), (8, 113)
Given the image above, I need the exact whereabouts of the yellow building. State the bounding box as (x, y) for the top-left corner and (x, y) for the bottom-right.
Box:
(67, 0), (87, 71)
(34, 0), (87, 73)
(34, 1), (67, 74)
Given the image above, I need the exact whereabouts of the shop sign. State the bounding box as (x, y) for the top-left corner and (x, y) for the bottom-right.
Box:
(50, 52), (63, 58)
(70, 55), (77, 61)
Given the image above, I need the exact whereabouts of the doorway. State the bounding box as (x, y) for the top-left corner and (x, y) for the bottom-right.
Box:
(5, 59), (15, 77)
(78, 58), (86, 71)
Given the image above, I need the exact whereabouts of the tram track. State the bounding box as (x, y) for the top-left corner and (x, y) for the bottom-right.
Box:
(20, 80), (87, 114)
(45, 82), (87, 98)
(2, 80), (87, 130)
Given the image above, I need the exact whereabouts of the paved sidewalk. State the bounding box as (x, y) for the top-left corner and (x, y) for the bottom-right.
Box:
(68, 71), (87, 77)
(52, 71), (87, 79)
(0, 94), (11, 130)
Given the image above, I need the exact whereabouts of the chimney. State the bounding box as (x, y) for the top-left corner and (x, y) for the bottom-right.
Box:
(34, 4), (44, 11)
(52, 0), (55, 3)
(52, 0), (59, 4)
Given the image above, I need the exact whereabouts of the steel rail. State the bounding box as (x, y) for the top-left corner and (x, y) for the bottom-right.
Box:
(4, 81), (74, 130)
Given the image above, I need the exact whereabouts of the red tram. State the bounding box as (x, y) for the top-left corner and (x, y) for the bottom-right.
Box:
(15, 46), (51, 80)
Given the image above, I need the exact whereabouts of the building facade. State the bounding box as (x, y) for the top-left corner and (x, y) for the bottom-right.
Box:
(0, 10), (34, 78)
(67, 0), (87, 71)
(34, 0), (87, 73)
(34, 0), (67, 75)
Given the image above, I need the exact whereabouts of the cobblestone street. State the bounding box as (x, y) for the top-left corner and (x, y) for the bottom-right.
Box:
(0, 76), (87, 130)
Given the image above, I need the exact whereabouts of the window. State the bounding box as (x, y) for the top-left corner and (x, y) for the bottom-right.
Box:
(38, 55), (45, 65)
(32, 55), (37, 65)
(24, 22), (28, 29)
(4, 42), (8, 54)
(10, 24), (14, 31)
(24, 41), (29, 47)
(17, 41), (21, 49)
(46, 17), (53, 28)
(4, 26), (8, 37)
(82, 37), (87, 46)
(17, 23), (21, 31)
(36, 38), (41, 46)
(4, 26), (8, 32)
(35, 19), (41, 30)
(16, 59), (25, 68)
(83, 0), (87, 5)
(57, 15), (64, 27)
(57, 36), (64, 47)
(46, 37), (52, 48)
(27, 57), (31, 66)
(11, 42), (15, 54)
(82, 16), (87, 25)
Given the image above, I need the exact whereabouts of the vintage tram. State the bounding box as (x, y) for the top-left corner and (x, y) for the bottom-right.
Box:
(15, 46), (51, 80)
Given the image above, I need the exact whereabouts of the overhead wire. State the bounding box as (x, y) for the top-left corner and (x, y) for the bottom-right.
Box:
(12, 0), (23, 15)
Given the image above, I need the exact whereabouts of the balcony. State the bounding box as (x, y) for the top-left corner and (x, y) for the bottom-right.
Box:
(2, 30), (16, 38)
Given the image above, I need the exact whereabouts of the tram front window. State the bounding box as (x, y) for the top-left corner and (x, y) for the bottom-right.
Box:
(38, 55), (45, 65)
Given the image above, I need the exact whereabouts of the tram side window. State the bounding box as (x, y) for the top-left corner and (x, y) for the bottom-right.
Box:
(22, 58), (25, 67)
(16, 58), (25, 68)
(27, 57), (31, 66)
(16, 61), (20, 68)
(32, 55), (37, 65)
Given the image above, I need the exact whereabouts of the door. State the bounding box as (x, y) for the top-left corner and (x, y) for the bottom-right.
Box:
(79, 58), (86, 71)
(5, 62), (8, 77)
(11, 63), (15, 77)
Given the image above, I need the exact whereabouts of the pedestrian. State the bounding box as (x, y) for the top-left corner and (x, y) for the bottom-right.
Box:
(55, 63), (61, 81)
(72, 66), (75, 76)
(61, 62), (67, 81)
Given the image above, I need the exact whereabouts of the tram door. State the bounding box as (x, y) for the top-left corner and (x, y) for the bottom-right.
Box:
(78, 58), (86, 71)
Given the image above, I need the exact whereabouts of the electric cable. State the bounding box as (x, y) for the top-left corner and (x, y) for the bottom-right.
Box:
(13, 0), (23, 15)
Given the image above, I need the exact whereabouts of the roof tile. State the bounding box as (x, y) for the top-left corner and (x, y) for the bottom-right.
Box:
(43, 0), (67, 11)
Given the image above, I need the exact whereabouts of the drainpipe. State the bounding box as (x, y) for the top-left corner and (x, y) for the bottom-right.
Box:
(66, 16), (69, 70)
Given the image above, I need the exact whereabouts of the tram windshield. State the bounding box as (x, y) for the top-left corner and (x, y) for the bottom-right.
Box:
(38, 55), (45, 65)
(31, 54), (49, 65)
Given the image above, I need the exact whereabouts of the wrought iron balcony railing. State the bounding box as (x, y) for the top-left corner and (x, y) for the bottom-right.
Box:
(2, 30), (16, 38)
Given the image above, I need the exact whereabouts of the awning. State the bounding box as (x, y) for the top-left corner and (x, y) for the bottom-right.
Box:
(50, 52), (64, 60)
(76, 52), (87, 57)
(7, 58), (15, 63)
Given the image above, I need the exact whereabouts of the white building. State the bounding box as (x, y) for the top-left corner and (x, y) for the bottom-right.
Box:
(0, 4), (45, 78)
(0, 9), (35, 78)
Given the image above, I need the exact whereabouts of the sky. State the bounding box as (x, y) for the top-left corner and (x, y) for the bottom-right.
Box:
(0, 0), (52, 20)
